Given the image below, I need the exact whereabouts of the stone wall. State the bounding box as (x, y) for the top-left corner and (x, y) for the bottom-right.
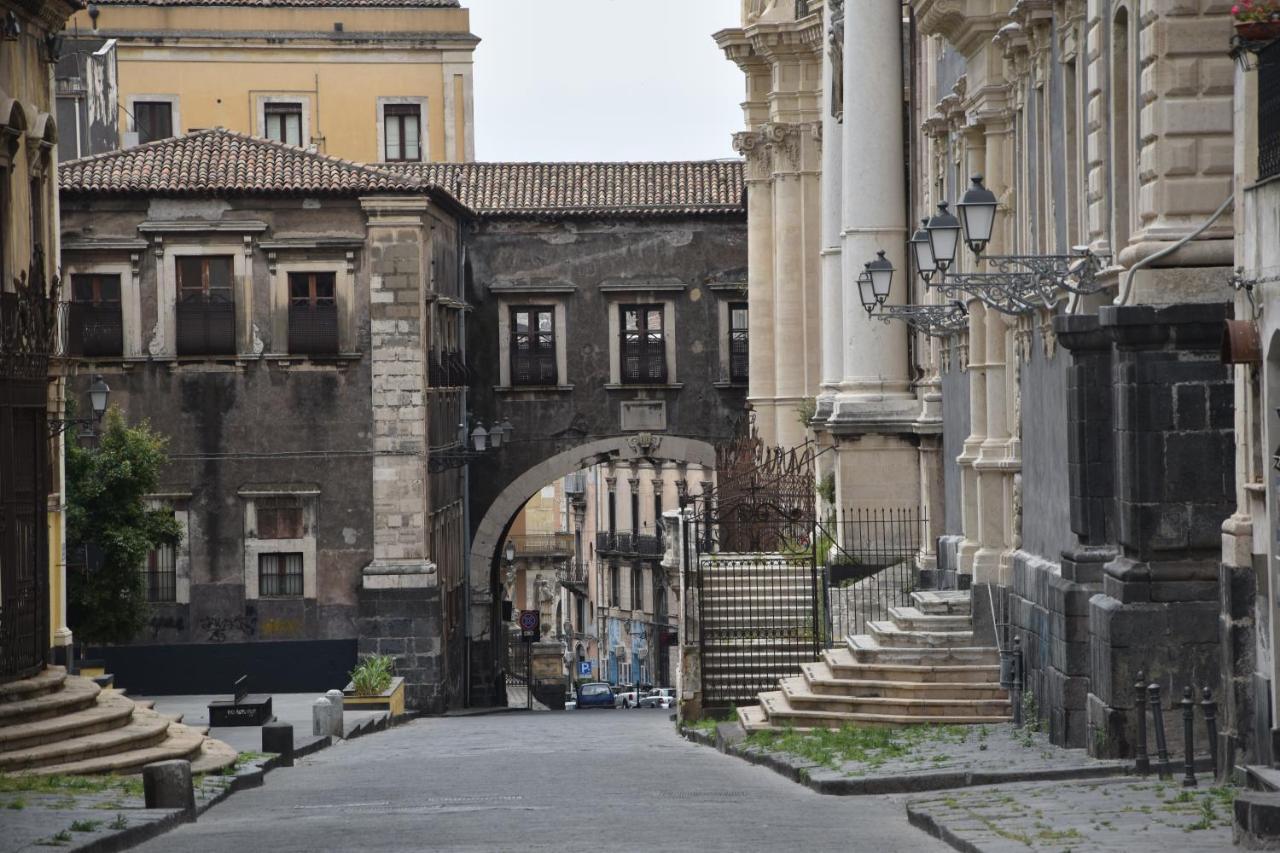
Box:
(357, 566), (443, 713)
(941, 340), (970, 537)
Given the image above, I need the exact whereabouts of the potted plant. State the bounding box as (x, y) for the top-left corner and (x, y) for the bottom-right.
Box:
(1234, 0), (1280, 41)
(342, 654), (406, 716)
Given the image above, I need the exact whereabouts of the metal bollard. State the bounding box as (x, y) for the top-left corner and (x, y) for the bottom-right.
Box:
(1201, 686), (1220, 782)
(1134, 669), (1150, 774)
(1181, 687), (1197, 787)
(1149, 682), (1172, 780)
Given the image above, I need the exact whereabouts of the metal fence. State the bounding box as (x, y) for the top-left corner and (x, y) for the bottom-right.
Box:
(821, 507), (927, 643)
(1261, 41), (1280, 181)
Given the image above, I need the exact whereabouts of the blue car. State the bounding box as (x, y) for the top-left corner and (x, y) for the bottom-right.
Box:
(576, 682), (616, 709)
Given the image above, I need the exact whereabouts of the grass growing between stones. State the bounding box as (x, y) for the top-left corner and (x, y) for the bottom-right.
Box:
(744, 724), (972, 771)
(0, 773), (143, 798)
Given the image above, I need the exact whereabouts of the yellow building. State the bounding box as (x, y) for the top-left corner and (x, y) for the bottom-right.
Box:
(1, 0), (80, 680)
(68, 0), (477, 164)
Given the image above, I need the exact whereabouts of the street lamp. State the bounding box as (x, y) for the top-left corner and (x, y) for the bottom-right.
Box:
(49, 374), (110, 437)
(910, 219), (936, 284)
(867, 250), (894, 305)
(505, 540), (516, 565)
(925, 201), (962, 274)
(956, 174), (999, 257)
(470, 424), (489, 452)
(488, 421), (503, 449)
(857, 266), (877, 315)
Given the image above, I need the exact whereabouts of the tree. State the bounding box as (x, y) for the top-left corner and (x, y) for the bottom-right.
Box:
(66, 408), (181, 645)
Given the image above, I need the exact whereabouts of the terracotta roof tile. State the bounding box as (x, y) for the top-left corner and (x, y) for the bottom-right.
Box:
(396, 161), (745, 218)
(59, 129), (421, 196)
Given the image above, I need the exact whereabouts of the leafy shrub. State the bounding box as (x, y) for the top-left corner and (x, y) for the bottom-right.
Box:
(349, 654), (395, 696)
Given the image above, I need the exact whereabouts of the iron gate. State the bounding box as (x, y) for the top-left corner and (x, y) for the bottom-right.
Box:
(820, 507), (927, 643)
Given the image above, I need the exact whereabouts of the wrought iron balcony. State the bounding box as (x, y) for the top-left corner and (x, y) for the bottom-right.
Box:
(509, 532), (575, 558)
(558, 561), (588, 591)
(596, 530), (663, 558)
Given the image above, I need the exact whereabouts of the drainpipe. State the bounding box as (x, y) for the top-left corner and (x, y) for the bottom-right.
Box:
(1113, 195), (1233, 307)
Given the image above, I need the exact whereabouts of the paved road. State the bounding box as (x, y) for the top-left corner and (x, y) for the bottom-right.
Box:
(137, 709), (950, 853)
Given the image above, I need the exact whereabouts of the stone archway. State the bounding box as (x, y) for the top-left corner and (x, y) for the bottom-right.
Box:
(467, 434), (715, 704)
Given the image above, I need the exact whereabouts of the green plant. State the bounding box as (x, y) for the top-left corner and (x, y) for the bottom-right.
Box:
(5, 798), (23, 810)
(795, 397), (817, 428)
(66, 408), (182, 645)
(109, 814), (128, 830)
(349, 654), (395, 696)
(815, 472), (835, 507)
(1233, 0), (1280, 24)
(70, 820), (101, 833)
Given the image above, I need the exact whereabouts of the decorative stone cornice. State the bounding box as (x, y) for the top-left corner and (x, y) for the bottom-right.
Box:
(912, 0), (1009, 56)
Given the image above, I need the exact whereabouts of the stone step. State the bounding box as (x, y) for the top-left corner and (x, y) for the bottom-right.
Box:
(757, 690), (1013, 731)
(188, 736), (238, 775)
(887, 605), (972, 632)
(737, 703), (773, 733)
(910, 590), (971, 616)
(0, 667), (68, 705)
(798, 661), (1006, 700)
(0, 707), (173, 772)
(0, 690), (135, 753)
(823, 648), (1000, 684)
(0, 676), (100, 726)
(847, 634), (998, 666)
(868, 620), (974, 649)
(779, 676), (1011, 717)
(31, 722), (208, 776)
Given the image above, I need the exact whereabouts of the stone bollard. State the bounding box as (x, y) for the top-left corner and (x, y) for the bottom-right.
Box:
(325, 689), (346, 738)
(312, 697), (333, 738)
(143, 759), (195, 819)
(262, 721), (294, 767)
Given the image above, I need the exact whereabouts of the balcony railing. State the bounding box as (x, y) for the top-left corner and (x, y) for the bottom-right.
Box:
(1260, 40), (1280, 181)
(558, 561), (588, 590)
(595, 531), (663, 557)
(288, 302), (339, 355)
(509, 532), (575, 558)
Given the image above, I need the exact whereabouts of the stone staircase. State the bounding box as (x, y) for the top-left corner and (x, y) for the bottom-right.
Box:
(0, 667), (236, 776)
(738, 590), (1012, 732)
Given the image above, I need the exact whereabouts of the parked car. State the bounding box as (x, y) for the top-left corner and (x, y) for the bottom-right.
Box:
(615, 688), (639, 709)
(639, 688), (675, 709)
(576, 682), (615, 709)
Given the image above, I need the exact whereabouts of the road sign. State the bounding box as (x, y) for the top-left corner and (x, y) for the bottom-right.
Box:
(519, 609), (540, 642)
(578, 660), (592, 677)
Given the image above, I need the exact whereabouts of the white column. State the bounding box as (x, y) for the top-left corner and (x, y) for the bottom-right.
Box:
(736, 131), (778, 444)
(817, 0), (844, 421)
(833, 0), (912, 415)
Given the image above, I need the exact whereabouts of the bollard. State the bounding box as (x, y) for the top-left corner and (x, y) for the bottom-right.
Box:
(1149, 682), (1172, 780)
(1181, 687), (1197, 787)
(143, 759), (195, 819)
(325, 689), (346, 739)
(1134, 669), (1150, 774)
(262, 721), (294, 767)
(312, 696), (332, 737)
(1012, 635), (1024, 729)
(1201, 686), (1220, 782)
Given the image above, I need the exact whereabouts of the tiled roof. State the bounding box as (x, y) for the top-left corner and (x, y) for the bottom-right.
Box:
(396, 162), (746, 218)
(90, 1), (458, 7)
(59, 129), (422, 196)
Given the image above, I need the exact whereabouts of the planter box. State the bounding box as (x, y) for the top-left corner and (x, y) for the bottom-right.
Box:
(1236, 20), (1280, 41)
(342, 676), (405, 716)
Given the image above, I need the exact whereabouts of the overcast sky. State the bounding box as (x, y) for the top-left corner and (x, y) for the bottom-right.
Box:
(467, 0), (744, 162)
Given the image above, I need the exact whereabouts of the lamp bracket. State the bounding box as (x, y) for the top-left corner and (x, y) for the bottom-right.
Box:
(931, 271), (1054, 316)
(873, 303), (969, 337)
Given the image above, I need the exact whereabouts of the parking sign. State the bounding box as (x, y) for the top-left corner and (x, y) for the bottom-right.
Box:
(578, 660), (592, 677)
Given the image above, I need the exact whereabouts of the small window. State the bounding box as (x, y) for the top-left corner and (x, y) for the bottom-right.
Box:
(134, 101), (173, 144)
(176, 256), (235, 356)
(288, 272), (338, 355)
(383, 103), (421, 162)
(609, 563), (620, 607)
(70, 274), (123, 357)
(511, 306), (556, 386)
(729, 302), (748, 383)
(258, 552), (304, 597)
(264, 102), (303, 147)
(256, 496), (304, 539)
(621, 305), (666, 384)
(143, 540), (176, 603)
(29, 177), (43, 253)
(630, 563), (643, 611)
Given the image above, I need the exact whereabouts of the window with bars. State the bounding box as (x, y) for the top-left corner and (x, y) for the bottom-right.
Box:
(265, 102), (303, 147)
(383, 103), (421, 162)
(256, 496), (304, 539)
(630, 562), (644, 611)
(69, 274), (123, 357)
(620, 305), (666, 384)
(134, 101), (173, 144)
(609, 563), (620, 607)
(1261, 42), (1280, 182)
(144, 540), (177, 603)
(288, 272), (338, 355)
(510, 306), (557, 386)
(258, 552), (303, 598)
(176, 256), (235, 356)
(729, 302), (748, 383)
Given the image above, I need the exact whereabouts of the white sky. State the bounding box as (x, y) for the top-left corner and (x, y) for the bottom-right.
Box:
(467, 0), (745, 162)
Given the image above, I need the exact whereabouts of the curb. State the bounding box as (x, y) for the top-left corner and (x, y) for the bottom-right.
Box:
(906, 805), (984, 853)
(680, 723), (1136, 796)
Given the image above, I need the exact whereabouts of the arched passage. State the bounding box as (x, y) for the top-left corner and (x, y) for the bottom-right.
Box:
(466, 434), (716, 704)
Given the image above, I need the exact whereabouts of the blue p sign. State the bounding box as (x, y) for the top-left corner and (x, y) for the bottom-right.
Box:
(578, 661), (592, 677)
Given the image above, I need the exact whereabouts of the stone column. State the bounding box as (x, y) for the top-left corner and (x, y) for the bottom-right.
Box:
(769, 122), (811, 449)
(735, 130), (779, 444)
(816, 0), (844, 423)
(958, 304), (987, 575)
(1086, 303), (1235, 756)
(358, 196), (442, 712)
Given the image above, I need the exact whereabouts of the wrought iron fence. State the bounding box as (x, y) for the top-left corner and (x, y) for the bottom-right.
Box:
(1260, 41), (1280, 181)
(510, 532), (574, 557)
(595, 530), (663, 557)
(821, 507), (927, 643)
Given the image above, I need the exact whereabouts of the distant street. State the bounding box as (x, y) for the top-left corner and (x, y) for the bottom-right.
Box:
(135, 709), (948, 853)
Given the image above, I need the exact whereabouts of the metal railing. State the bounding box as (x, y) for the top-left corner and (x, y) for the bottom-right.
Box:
(558, 561), (588, 589)
(1261, 40), (1280, 181)
(595, 530), (662, 557)
(823, 507), (927, 642)
(510, 532), (574, 557)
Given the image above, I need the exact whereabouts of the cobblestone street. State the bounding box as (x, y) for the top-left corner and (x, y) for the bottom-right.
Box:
(132, 710), (948, 853)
